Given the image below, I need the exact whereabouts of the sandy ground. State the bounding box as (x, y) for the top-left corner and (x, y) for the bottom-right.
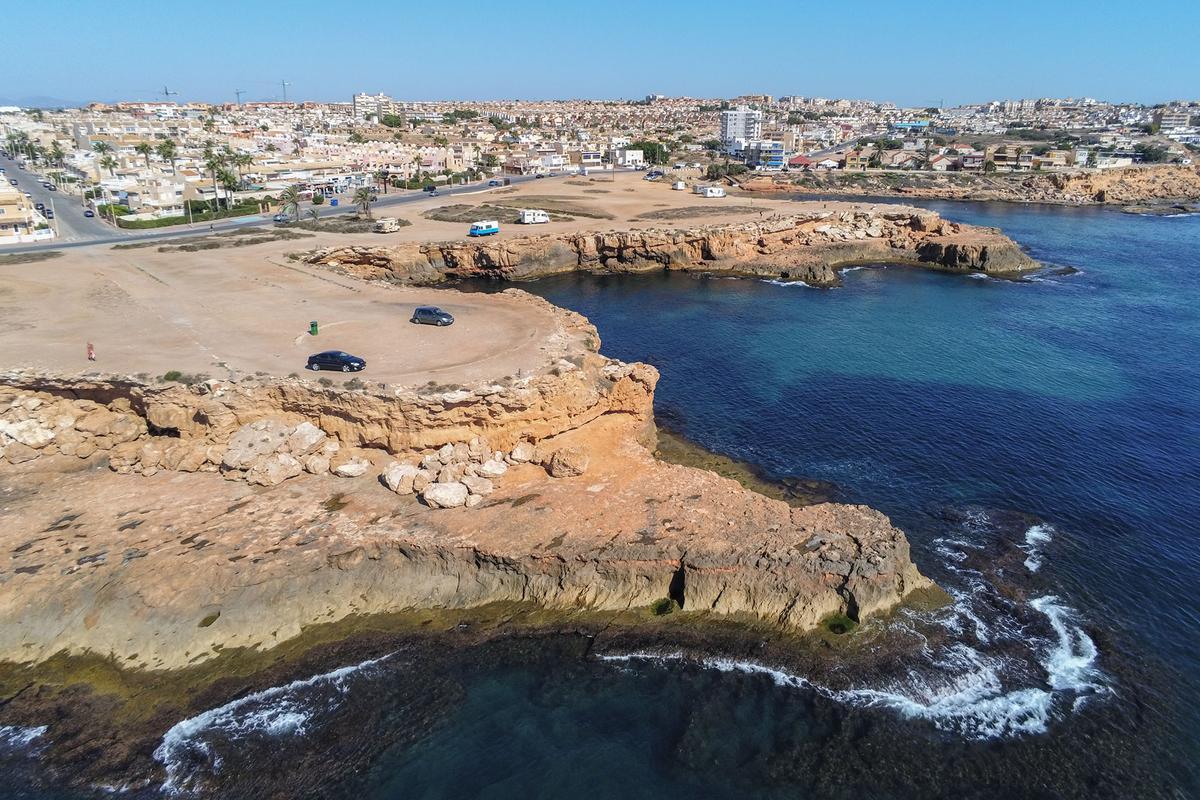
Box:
(0, 174), (858, 386)
(0, 242), (563, 386)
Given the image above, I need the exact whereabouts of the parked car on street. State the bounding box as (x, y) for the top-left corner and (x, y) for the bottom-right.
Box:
(411, 306), (454, 326)
(272, 213), (291, 224)
(306, 351), (366, 372)
(487, 179), (502, 187)
(83, 209), (95, 217)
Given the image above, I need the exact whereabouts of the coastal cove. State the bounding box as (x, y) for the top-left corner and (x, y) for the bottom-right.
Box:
(1, 199), (1198, 798)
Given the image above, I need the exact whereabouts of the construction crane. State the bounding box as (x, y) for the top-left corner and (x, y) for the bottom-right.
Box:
(234, 89), (246, 105)
(280, 79), (291, 103)
(160, 85), (179, 102)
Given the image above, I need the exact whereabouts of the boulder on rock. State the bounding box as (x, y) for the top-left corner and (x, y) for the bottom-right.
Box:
(477, 458), (508, 478)
(548, 447), (589, 478)
(285, 422), (327, 456)
(222, 420), (293, 470)
(333, 457), (370, 478)
(382, 462), (420, 494)
(421, 481), (469, 508)
(509, 440), (535, 463)
(461, 475), (494, 496)
(247, 452), (303, 486)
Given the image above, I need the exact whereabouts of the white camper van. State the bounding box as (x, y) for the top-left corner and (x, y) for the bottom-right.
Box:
(518, 209), (550, 224)
(699, 185), (726, 198)
(373, 217), (401, 233)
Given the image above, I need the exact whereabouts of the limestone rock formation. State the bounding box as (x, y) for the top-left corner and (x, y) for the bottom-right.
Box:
(303, 207), (1036, 287)
(547, 446), (589, 478)
(422, 481), (469, 508)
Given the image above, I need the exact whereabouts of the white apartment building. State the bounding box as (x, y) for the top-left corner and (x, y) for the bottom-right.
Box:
(720, 106), (762, 146)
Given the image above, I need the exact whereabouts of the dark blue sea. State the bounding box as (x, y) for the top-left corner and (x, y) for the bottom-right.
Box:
(4, 202), (1198, 798)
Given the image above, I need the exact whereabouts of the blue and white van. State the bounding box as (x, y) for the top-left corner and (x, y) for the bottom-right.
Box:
(468, 220), (500, 236)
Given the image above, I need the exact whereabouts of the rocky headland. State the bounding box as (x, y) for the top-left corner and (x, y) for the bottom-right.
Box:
(738, 164), (1200, 208)
(302, 205), (1036, 287)
(0, 292), (934, 673)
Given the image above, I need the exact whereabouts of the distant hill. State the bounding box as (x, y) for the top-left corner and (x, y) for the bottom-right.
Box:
(0, 95), (85, 109)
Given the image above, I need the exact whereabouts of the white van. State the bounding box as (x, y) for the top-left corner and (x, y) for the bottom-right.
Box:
(699, 186), (726, 198)
(373, 217), (401, 233)
(518, 209), (550, 224)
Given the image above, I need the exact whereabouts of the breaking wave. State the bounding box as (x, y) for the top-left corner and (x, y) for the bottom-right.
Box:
(0, 724), (47, 751)
(602, 513), (1106, 741)
(153, 652), (393, 795)
(1022, 523), (1055, 571)
(761, 279), (813, 288)
(598, 588), (1106, 741)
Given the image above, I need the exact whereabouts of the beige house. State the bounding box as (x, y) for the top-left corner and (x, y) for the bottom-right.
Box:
(0, 181), (40, 242)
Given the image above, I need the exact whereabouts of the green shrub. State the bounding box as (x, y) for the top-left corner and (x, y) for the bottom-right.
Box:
(650, 598), (679, 616)
(161, 370), (183, 382)
(311, 193), (325, 205)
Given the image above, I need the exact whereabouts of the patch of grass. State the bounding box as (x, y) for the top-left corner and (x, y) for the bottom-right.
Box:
(635, 205), (762, 221)
(650, 597), (679, 616)
(158, 371), (209, 385)
(822, 613), (857, 636)
(292, 216), (409, 234)
(0, 250), (63, 265)
(317, 377), (333, 387)
(321, 493), (349, 512)
(423, 203), (574, 225)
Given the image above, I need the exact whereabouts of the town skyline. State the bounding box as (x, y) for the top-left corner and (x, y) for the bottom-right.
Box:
(9, 0), (1200, 108)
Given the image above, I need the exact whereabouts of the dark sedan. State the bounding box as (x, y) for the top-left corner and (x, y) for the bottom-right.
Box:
(306, 350), (366, 372)
(411, 306), (454, 326)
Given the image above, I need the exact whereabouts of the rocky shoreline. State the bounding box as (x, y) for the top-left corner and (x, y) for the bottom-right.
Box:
(302, 205), (1037, 288)
(736, 164), (1200, 208)
(0, 256), (943, 793)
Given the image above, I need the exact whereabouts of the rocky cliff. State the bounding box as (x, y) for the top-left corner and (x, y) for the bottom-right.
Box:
(741, 165), (1200, 206)
(0, 364), (933, 670)
(303, 206), (1036, 287)
(0, 412), (933, 671)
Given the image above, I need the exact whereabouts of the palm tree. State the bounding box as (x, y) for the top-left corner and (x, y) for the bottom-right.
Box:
(218, 168), (240, 205)
(156, 139), (178, 173)
(99, 155), (118, 177)
(48, 141), (65, 166)
(291, 135), (305, 157)
(92, 140), (112, 156)
(204, 154), (225, 212)
(307, 208), (320, 223)
(134, 142), (154, 169)
(279, 185), (301, 222)
(233, 152), (254, 187)
(353, 187), (373, 220)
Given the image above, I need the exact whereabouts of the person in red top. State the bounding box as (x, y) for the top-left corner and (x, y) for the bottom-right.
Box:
(86, 342), (96, 361)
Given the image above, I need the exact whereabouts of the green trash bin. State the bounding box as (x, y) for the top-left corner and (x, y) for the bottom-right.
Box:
(309, 320), (319, 336)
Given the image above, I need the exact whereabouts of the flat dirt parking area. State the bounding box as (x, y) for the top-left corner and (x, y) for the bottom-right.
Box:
(0, 242), (560, 387)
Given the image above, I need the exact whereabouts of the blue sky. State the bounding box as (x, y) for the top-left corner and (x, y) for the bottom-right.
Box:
(7, 0), (1198, 107)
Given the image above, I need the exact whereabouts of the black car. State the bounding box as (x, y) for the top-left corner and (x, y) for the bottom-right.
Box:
(411, 306), (454, 326)
(306, 350), (366, 372)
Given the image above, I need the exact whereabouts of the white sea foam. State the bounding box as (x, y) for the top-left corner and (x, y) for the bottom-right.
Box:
(0, 724), (47, 749)
(1030, 596), (1105, 694)
(1022, 523), (1055, 572)
(154, 652), (393, 795)
(761, 279), (813, 288)
(598, 592), (1106, 741)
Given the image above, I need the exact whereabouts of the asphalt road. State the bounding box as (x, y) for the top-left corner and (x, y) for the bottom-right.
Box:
(0, 152), (114, 242)
(0, 161), (579, 254)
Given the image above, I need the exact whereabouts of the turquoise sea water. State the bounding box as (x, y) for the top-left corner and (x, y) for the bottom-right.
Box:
(4, 202), (1199, 798)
